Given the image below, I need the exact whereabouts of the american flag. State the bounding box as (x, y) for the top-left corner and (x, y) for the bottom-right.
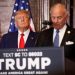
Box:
(9, 0), (35, 32)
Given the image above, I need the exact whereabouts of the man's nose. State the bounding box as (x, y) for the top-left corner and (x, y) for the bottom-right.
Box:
(21, 17), (24, 22)
(55, 18), (59, 23)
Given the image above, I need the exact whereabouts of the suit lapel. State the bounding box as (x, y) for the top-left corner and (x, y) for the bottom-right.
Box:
(47, 28), (54, 46)
(44, 28), (53, 46)
(61, 26), (71, 46)
(12, 31), (18, 48)
(25, 31), (36, 47)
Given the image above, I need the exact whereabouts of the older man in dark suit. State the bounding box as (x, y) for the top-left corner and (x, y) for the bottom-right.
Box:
(36, 3), (75, 75)
(36, 3), (75, 60)
(0, 10), (37, 48)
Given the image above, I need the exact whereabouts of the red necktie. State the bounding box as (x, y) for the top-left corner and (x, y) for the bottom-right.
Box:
(19, 34), (25, 48)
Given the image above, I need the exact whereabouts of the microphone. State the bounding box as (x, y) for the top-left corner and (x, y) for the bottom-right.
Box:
(42, 20), (53, 25)
(41, 20), (53, 31)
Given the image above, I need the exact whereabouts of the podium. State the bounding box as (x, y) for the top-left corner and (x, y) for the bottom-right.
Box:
(0, 47), (65, 75)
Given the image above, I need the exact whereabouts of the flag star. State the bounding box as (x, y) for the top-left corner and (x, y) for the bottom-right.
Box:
(21, 6), (24, 9)
(26, 9), (29, 11)
(22, 1), (25, 3)
(14, 10), (16, 13)
(12, 16), (14, 19)
(26, 2), (29, 5)
(10, 22), (13, 25)
(15, 3), (18, 6)
(9, 29), (11, 32)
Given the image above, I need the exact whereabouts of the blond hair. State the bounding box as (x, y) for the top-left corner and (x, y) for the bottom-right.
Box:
(15, 10), (30, 19)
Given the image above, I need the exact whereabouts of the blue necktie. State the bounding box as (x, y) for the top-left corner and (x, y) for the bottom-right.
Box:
(54, 30), (59, 47)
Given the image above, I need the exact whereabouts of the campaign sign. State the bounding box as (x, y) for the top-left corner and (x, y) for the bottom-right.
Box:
(0, 47), (65, 75)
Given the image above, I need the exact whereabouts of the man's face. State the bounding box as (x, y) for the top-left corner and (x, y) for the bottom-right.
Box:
(51, 7), (68, 29)
(15, 12), (30, 30)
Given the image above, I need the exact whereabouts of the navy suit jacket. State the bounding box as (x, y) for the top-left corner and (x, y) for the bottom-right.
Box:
(36, 25), (75, 60)
(0, 31), (38, 48)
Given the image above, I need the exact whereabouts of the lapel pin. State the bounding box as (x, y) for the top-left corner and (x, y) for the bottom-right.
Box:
(31, 37), (34, 40)
(67, 31), (71, 34)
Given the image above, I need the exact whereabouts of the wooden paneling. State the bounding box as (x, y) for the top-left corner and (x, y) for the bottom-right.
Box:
(0, 0), (15, 36)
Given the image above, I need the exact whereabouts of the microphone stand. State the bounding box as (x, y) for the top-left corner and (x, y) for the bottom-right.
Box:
(41, 20), (53, 31)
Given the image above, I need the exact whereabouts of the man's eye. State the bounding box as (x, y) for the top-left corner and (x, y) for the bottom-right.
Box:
(58, 16), (62, 19)
(51, 17), (55, 19)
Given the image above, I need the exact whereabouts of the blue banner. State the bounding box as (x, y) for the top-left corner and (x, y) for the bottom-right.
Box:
(0, 47), (64, 75)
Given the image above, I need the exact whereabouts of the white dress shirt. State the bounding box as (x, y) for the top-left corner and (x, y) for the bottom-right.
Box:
(18, 29), (30, 48)
(53, 25), (67, 47)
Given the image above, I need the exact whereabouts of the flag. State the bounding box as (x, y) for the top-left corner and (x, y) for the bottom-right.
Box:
(9, 0), (35, 32)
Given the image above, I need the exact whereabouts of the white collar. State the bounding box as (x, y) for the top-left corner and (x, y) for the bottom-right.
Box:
(54, 24), (67, 32)
(18, 29), (30, 36)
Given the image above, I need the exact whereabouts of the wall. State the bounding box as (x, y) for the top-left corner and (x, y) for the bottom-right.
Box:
(0, 0), (15, 36)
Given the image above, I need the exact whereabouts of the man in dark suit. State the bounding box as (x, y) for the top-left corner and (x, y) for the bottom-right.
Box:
(36, 3), (75, 75)
(36, 3), (75, 60)
(0, 10), (37, 48)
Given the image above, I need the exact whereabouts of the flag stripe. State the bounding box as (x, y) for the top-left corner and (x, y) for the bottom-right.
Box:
(9, 0), (35, 32)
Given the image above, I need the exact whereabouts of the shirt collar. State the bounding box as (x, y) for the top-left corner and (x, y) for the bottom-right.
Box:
(18, 29), (30, 36)
(54, 24), (67, 33)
